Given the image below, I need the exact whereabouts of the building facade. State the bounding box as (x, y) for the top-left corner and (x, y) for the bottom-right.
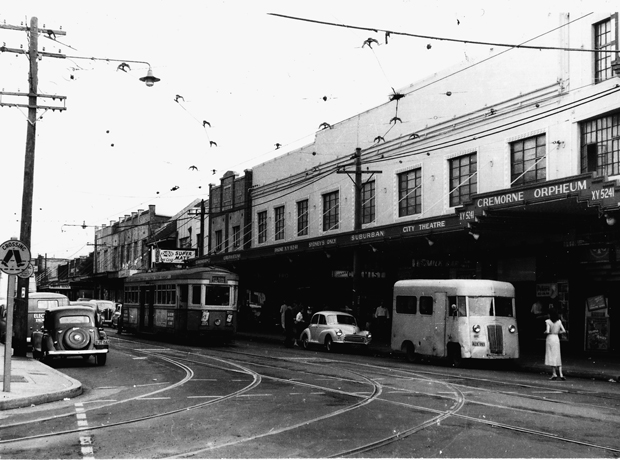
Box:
(196, 13), (620, 353)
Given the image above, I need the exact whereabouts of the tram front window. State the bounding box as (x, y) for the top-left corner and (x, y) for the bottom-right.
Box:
(205, 286), (230, 306)
(468, 296), (514, 317)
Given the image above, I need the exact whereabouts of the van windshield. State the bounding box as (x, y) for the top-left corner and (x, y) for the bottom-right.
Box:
(468, 297), (514, 317)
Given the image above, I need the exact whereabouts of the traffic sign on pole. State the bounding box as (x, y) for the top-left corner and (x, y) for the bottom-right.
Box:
(0, 240), (31, 275)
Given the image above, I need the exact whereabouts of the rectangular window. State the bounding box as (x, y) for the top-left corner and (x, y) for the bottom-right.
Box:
(322, 191), (339, 231)
(580, 112), (620, 176)
(297, 200), (308, 236)
(274, 206), (285, 241)
(215, 230), (223, 252)
(396, 296), (417, 314)
(205, 285), (231, 306)
(449, 153), (477, 207)
(179, 236), (190, 248)
(419, 296), (433, 315)
(362, 180), (376, 224)
(594, 17), (617, 84)
(398, 169), (422, 217)
(232, 226), (241, 248)
(511, 134), (546, 186)
(156, 284), (176, 305)
(191, 285), (202, 305)
(258, 211), (267, 243)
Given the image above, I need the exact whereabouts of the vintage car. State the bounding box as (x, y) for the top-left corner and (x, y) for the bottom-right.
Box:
(300, 310), (372, 352)
(77, 298), (117, 327)
(31, 306), (109, 365)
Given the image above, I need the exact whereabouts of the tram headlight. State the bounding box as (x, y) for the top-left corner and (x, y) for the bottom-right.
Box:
(472, 324), (481, 333)
(214, 318), (221, 326)
(509, 325), (516, 333)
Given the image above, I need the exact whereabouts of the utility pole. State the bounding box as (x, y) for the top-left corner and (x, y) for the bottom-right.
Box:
(338, 148), (382, 319)
(200, 199), (205, 257)
(1, 18), (66, 357)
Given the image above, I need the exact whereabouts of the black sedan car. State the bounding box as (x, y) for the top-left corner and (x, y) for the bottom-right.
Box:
(31, 306), (109, 366)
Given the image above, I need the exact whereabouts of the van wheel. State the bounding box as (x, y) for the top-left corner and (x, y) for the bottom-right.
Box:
(405, 343), (420, 363)
(448, 344), (462, 368)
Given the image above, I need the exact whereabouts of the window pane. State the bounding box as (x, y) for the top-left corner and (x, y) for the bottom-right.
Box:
(419, 296), (433, 315)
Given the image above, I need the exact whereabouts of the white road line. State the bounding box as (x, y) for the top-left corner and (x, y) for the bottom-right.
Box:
(235, 394), (273, 397)
(132, 357), (148, 360)
(187, 395), (221, 399)
(191, 379), (217, 381)
(75, 403), (94, 459)
(137, 397), (171, 400)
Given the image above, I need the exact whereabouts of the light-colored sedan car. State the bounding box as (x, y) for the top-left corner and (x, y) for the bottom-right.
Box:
(300, 310), (372, 352)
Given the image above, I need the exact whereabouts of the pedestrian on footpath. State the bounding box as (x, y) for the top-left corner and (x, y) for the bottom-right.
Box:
(545, 309), (566, 380)
(284, 303), (295, 348)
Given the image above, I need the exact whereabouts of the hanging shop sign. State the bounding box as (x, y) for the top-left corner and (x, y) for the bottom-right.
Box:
(154, 249), (196, 264)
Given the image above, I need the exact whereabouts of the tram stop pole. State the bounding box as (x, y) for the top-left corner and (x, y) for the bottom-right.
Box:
(3, 274), (16, 392)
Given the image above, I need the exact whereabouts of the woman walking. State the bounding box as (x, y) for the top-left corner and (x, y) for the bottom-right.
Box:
(545, 309), (567, 380)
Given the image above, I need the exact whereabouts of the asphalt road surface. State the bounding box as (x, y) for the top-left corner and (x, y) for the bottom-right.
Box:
(1, 333), (619, 458)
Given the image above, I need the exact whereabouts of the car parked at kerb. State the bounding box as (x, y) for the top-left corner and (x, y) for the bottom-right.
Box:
(300, 310), (372, 352)
(31, 306), (109, 365)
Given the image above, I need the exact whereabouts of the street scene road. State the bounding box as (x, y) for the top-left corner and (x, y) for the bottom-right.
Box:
(1, 334), (619, 458)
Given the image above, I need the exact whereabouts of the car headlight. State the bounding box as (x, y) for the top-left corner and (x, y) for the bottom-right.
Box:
(472, 325), (481, 333)
(509, 325), (516, 333)
(335, 329), (343, 337)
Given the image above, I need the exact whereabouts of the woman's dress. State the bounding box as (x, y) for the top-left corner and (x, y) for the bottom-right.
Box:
(545, 319), (565, 366)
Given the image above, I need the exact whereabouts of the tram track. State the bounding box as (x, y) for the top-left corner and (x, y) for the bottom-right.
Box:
(3, 335), (619, 458)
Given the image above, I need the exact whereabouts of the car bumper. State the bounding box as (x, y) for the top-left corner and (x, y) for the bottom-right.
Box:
(47, 349), (108, 355)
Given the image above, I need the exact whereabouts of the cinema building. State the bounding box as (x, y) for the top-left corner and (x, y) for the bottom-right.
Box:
(197, 13), (620, 354)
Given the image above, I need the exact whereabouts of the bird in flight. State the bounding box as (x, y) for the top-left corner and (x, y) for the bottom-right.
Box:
(117, 62), (131, 72)
(210, 141), (217, 147)
(362, 38), (379, 49)
(175, 95), (184, 103)
(318, 122), (332, 130)
(203, 120), (211, 128)
(189, 165), (198, 171)
(171, 185), (179, 191)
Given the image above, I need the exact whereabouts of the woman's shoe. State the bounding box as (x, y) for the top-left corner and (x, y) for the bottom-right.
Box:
(549, 376), (557, 380)
(560, 376), (566, 381)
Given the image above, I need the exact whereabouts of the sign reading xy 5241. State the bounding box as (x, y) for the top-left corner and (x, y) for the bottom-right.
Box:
(0, 239), (31, 275)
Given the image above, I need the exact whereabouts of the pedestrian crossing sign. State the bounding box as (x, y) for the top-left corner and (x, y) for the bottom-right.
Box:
(0, 239), (31, 275)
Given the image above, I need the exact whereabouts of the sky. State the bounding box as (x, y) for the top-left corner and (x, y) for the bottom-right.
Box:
(0, 0), (613, 259)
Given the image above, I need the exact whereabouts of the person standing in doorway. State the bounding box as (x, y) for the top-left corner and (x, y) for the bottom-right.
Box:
(545, 309), (566, 380)
(280, 300), (288, 331)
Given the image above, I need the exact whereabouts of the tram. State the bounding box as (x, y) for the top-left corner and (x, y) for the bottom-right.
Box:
(121, 266), (239, 342)
(391, 279), (519, 366)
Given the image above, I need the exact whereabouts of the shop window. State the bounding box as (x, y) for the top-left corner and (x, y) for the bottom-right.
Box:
(297, 199), (308, 236)
(322, 191), (339, 231)
(215, 230), (223, 252)
(594, 16), (617, 84)
(274, 206), (285, 241)
(580, 112), (620, 176)
(511, 134), (546, 186)
(449, 153), (477, 207)
(257, 211), (267, 243)
(419, 296), (433, 315)
(362, 180), (376, 223)
(396, 295), (417, 314)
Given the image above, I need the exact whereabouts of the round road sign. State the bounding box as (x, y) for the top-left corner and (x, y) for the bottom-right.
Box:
(0, 239), (31, 275)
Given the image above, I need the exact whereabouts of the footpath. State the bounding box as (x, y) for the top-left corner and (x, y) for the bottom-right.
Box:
(1, 333), (619, 410)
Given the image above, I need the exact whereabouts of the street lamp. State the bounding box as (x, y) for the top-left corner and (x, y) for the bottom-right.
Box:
(140, 67), (161, 87)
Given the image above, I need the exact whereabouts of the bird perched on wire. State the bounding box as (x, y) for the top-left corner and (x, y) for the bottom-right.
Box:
(203, 120), (211, 128)
(318, 122), (332, 130)
(374, 136), (385, 144)
(117, 62), (131, 72)
(189, 165), (198, 171)
(171, 185), (179, 191)
(210, 141), (217, 147)
(275, 143), (282, 150)
(212, 169), (217, 175)
(362, 37), (379, 49)
(175, 94), (184, 103)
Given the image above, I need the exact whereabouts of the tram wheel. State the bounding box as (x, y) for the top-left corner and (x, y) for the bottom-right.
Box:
(448, 343), (462, 368)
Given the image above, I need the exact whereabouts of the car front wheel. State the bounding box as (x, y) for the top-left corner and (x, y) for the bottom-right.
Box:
(301, 334), (309, 350)
(96, 354), (107, 366)
(324, 336), (333, 352)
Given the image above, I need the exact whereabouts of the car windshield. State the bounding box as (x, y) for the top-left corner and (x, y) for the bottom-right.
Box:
(468, 297), (514, 317)
(58, 316), (91, 325)
(326, 314), (356, 326)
